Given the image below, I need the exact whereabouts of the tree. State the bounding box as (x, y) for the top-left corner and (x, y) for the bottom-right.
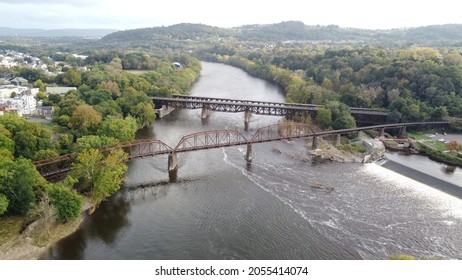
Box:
(60, 68), (82, 87)
(0, 158), (42, 215)
(316, 107), (333, 129)
(98, 116), (138, 142)
(68, 104), (102, 135)
(72, 149), (128, 209)
(74, 135), (118, 153)
(13, 130), (37, 158)
(332, 113), (356, 129)
(0, 133), (14, 154)
(91, 149), (128, 205)
(446, 141), (460, 153)
(72, 149), (104, 187)
(0, 194), (8, 216)
(131, 102), (156, 128)
(47, 177), (83, 222)
(431, 106), (449, 120)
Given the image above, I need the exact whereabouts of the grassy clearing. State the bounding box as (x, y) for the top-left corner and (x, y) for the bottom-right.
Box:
(0, 216), (28, 245)
(405, 132), (430, 140)
(125, 70), (149, 75)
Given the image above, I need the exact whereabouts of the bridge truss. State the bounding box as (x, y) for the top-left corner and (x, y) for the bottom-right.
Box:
(34, 121), (449, 179)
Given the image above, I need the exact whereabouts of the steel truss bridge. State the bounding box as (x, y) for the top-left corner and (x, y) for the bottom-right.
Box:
(151, 95), (389, 128)
(34, 121), (448, 180)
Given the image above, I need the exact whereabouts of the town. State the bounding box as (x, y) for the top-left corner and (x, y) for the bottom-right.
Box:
(0, 50), (81, 117)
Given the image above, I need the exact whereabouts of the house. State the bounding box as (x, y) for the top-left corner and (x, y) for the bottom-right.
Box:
(0, 72), (12, 85)
(0, 104), (21, 116)
(0, 94), (36, 115)
(34, 106), (54, 119)
(0, 104), (7, 116)
(9, 77), (28, 86)
(46, 86), (77, 95)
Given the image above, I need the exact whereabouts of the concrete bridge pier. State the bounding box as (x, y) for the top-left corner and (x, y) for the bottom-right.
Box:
(335, 134), (341, 146)
(201, 105), (210, 119)
(245, 143), (253, 163)
(400, 126), (407, 136)
(168, 152), (178, 182)
(312, 136), (318, 149)
(380, 128), (385, 137)
(244, 108), (252, 131)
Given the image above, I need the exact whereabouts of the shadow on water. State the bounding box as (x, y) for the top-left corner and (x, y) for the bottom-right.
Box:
(40, 194), (132, 260)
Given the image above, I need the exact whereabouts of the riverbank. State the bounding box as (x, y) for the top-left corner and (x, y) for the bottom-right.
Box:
(0, 200), (93, 260)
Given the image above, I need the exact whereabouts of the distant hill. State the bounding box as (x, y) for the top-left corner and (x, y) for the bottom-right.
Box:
(0, 27), (117, 38)
(98, 21), (462, 47)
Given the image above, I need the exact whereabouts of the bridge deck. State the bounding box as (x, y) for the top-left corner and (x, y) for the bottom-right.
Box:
(151, 97), (389, 116)
(170, 94), (387, 113)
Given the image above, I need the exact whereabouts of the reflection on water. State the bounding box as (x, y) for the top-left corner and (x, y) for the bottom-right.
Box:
(43, 194), (131, 259)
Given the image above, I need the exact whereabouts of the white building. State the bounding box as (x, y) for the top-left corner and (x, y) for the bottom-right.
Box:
(0, 94), (36, 116)
(0, 85), (28, 98)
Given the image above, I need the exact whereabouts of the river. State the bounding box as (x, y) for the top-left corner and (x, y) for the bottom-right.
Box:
(41, 62), (462, 260)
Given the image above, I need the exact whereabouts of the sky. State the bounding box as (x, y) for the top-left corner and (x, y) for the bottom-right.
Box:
(1, 0), (461, 31)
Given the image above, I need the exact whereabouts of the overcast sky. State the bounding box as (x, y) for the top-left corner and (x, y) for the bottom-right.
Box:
(1, 0), (461, 30)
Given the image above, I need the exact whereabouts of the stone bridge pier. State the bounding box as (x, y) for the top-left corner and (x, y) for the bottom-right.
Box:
(245, 143), (253, 163)
(168, 152), (178, 182)
(244, 108), (252, 131)
(201, 104), (210, 119)
(400, 126), (407, 136)
(312, 136), (319, 149)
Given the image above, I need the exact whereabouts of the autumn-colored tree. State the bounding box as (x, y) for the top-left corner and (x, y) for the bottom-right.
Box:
(68, 104), (102, 136)
(446, 140), (461, 153)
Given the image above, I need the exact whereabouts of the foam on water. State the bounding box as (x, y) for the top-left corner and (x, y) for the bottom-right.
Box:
(362, 163), (462, 219)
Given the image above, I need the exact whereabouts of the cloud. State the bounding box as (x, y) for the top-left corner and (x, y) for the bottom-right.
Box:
(0, 0), (98, 5)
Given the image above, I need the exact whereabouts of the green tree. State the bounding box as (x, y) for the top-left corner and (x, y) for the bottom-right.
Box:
(0, 194), (8, 216)
(0, 158), (42, 215)
(91, 149), (128, 205)
(0, 133), (14, 154)
(47, 177), (82, 222)
(316, 108), (333, 129)
(431, 106), (449, 120)
(13, 130), (38, 158)
(98, 116), (138, 142)
(74, 135), (118, 153)
(60, 68), (82, 87)
(33, 149), (59, 161)
(131, 102), (156, 128)
(332, 113), (356, 129)
(72, 149), (128, 208)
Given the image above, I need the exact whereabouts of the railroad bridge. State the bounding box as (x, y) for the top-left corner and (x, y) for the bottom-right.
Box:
(151, 95), (389, 129)
(34, 121), (449, 181)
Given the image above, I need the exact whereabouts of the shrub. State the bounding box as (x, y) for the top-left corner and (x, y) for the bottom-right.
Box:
(47, 184), (83, 222)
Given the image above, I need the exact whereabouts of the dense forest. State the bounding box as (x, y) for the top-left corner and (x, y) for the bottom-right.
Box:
(199, 45), (462, 124)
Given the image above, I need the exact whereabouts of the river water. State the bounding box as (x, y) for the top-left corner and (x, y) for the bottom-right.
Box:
(42, 62), (462, 260)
